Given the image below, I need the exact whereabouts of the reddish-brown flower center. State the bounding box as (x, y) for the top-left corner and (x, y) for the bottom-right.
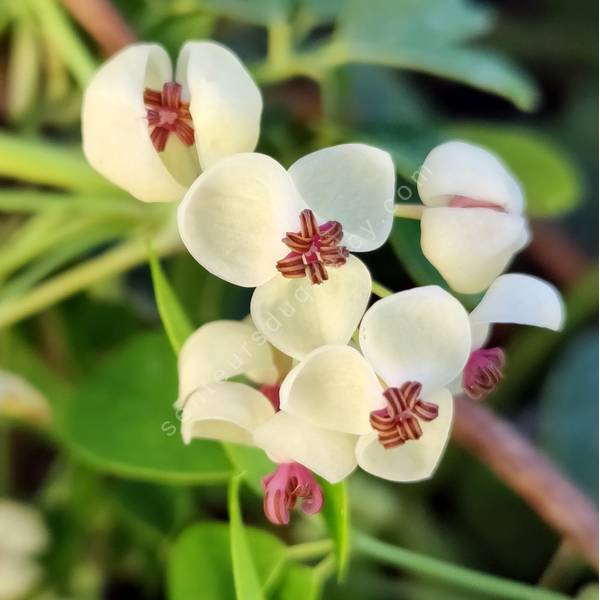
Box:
(260, 384), (281, 412)
(276, 209), (349, 285)
(370, 382), (439, 449)
(462, 347), (505, 400)
(143, 82), (195, 152)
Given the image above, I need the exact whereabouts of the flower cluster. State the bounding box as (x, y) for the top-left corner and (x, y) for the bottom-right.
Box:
(83, 41), (565, 526)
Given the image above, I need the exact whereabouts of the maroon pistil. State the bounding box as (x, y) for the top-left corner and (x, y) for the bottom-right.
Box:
(276, 209), (349, 285)
(462, 347), (505, 400)
(370, 382), (439, 449)
(260, 384), (281, 412)
(262, 463), (324, 526)
(144, 82), (194, 152)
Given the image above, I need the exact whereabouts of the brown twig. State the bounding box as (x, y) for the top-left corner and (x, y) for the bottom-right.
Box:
(60, 0), (136, 56)
(452, 395), (599, 571)
(526, 221), (592, 287)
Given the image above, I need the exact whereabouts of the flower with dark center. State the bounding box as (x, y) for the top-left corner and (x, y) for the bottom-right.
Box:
(370, 382), (439, 448)
(276, 209), (349, 285)
(262, 463), (323, 526)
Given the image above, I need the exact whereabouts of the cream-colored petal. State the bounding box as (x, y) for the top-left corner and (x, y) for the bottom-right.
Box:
(359, 286), (471, 394)
(176, 41), (262, 170)
(253, 412), (358, 483)
(420, 207), (530, 294)
(0, 500), (48, 556)
(0, 558), (42, 600)
(470, 273), (565, 331)
(82, 43), (187, 202)
(178, 320), (278, 407)
(470, 322), (491, 351)
(279, 345), (383, 435)
(288, 144), (396, 252)
(250, 255), (372, 360)
(181, 382), (274, 445)
(178, 153), (307, 287)
(417, 140), (524, 213)
(356, 388), (453, 482)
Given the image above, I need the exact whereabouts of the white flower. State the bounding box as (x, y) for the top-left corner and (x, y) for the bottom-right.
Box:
(458, 273), (565, 399)
(178, 318), (358, 484)
(82, 41), (262, 202)
(269, 286), (472, 483)
(417, 140), (530, 294)
(0, 500), (48, 600)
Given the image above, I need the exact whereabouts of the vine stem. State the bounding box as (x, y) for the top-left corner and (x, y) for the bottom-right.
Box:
(354, 532), (568, 600)
(371, 281), (393, 299)
(286, 539), (333, 562)
(394, 204), (424, 220)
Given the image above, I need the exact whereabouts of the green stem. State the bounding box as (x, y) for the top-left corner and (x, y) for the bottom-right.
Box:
(371, 280), (393, 298)
(286, 540), (334, 562)
(28, 0), (97, 87)
(354, 532), (568, 600)
(0, 234), (182, 329)
(394, 204), (424, 220)
(0, 133), (113, 191)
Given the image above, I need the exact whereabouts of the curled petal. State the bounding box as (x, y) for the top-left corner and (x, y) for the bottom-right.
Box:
(251, 255), (372, 360)
(177, 320), (278, 407)
(359, 286), (471, 395)
(82, 43), (187, 202)
(253, 412), (357, 483)
(181, 382), (274, 445)
(288, 144), (396, 252)
(420, 207), (530, 294)
(356, 388), (453, 482)
(470, 273), (565, 331)
(418, 140), (524, 214)
(178, 153), (307, 287)
(279, 345), (382, 435)
(176, 41), (262, 170)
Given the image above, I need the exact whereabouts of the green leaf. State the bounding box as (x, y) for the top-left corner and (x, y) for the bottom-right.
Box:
(168, 522), (286, 600)
(319, 479), (350, 580)
(335, 0), (538, 110)
(149, 249), (194, 354)
(389, 217), (483, 309)
(274, 564), (323, 600)
(61, 332), (232, 484)
(195, 0), (291, 26)
(228, 473), (266, 600)
(538, 330), (598, 500)
(447, 124), (582, 217)
(223, 444), (275, 496)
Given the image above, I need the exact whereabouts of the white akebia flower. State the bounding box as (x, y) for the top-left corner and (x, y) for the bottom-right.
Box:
(416, 140), (530, 294)
(177, 318), (359, 525)
(0, 500), (48, 600)
(178, 144), (395, 355)
(264, 286), (472, 483)
(457, 273), (565, 399)
(82, 41), (262, 202)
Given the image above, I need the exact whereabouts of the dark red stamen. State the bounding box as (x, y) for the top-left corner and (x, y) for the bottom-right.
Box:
(143, 82), (194, 152)
(276, 209), (349, 285)
(370, 382), (439, 449)
(260, 384), (281, 412)
(462, 347), (505, 400)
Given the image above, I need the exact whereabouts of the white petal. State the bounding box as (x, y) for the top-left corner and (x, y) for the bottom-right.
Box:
(178, 320), (278, 406)
(250, 255), (372, 360)
(359, 286), (471, 394)
(82, 43), (187, 202)
(176, 41), (262, 170)
(470, 273), (565, 331)
(421, 207), (530, 294)
(0, 558), (42, 600)
(178, 153), (306, 287)
(288, 144), (395, 252)
(253, 412), (357, 483)
(356, 388), (453, 482)
(181, 382), (274, 445)
(279, 345), (383, 435)
(470, 323), (491, 350)
(417, 140), (524, 213)
(0, 500), (48, 556)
